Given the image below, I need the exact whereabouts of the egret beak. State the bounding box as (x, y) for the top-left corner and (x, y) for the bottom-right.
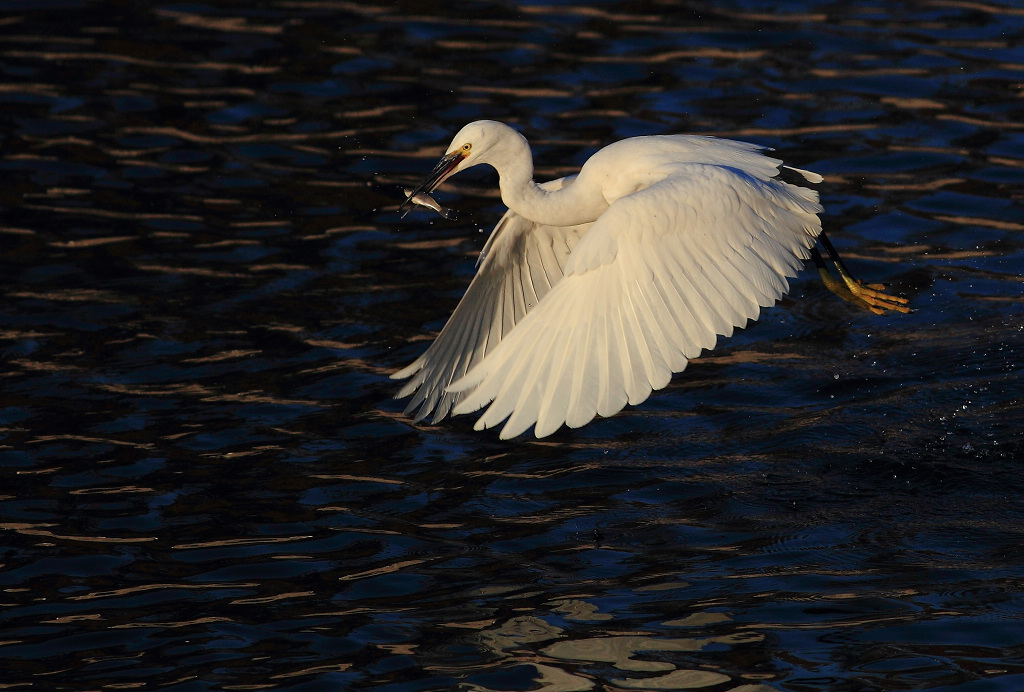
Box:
(400, 150), (465, 218)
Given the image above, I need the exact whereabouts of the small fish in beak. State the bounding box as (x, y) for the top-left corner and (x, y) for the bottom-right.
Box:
(399, 148), (468, 219)
(401, 188), (456, 220)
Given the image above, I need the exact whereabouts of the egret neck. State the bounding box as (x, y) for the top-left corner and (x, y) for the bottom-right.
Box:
(487, 129), (608, 227)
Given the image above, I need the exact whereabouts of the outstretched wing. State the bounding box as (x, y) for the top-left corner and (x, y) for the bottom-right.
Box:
(392, 177), (590, 423)
(447, 164), (824, 439)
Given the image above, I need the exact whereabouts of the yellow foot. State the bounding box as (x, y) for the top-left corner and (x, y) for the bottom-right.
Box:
(819, 268), (911, 315)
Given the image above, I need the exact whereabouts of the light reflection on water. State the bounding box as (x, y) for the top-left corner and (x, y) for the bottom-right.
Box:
(1, 1), (1023, 690)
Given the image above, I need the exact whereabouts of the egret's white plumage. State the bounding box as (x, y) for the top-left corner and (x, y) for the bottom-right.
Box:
(392, 120), (900, 439)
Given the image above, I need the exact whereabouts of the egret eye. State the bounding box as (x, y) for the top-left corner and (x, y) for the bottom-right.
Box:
(462, 143), (471, 152)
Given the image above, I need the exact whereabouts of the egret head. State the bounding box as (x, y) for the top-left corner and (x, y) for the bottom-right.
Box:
(400, 121), (525, 217)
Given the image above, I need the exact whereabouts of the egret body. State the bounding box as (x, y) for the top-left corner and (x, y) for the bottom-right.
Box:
(393, 121), (907, 439)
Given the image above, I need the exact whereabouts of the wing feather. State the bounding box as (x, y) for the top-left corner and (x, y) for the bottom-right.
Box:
(643, 243), (713, 357)
(535, 303), (583, 437)
(517, 254), (540, 316)
(622, 252), (669, 389)
(632, 259), (688, 373)
(563, 287), (599, 429)
(595, 280), (626, 419)
(614, 274), (651, 407)
(644, 264), (700, 362)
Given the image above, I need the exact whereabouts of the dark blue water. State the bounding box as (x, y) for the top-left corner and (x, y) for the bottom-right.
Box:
(2, 1), (1023, 690)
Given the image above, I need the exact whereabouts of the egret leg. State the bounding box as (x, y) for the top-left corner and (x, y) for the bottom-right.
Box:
(812, 233), (910, 314)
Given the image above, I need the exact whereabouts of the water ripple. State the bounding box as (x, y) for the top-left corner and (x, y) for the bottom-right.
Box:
(1, 1), (1023, 690)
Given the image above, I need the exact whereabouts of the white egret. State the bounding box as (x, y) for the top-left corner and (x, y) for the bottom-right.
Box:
(393, 120), (908, 439)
